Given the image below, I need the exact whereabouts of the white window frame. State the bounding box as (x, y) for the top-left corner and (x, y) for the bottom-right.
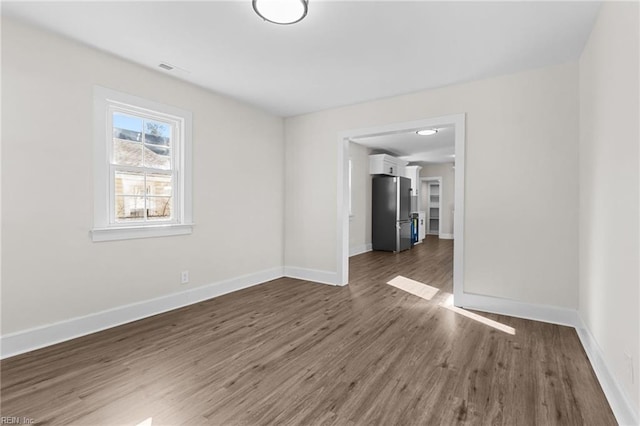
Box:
(91, 86), (193, 242)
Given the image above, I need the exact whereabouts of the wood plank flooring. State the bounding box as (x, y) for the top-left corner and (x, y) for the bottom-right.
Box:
(1, 237), (616, 425)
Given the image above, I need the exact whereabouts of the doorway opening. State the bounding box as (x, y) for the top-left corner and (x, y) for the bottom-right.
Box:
(421, 176), (446, 238)
(336, 114), (465, 305)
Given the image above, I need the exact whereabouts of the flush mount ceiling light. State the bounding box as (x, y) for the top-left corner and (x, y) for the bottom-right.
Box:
(253, 0), (309, 25)
(416, 129), (438, 136)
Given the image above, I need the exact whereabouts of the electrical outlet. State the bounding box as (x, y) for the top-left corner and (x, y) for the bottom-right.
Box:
(624, 352), (634, 383)
(181, 270), (189, 285)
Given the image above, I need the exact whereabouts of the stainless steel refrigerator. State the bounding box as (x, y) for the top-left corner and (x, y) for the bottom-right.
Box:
(372, 176), (413, 252)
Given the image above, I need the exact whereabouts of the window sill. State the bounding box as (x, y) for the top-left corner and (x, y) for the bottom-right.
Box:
(91, 223), (194, 242)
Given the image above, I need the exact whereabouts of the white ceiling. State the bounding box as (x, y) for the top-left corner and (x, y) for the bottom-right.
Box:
(2, 1), (600, 117)
(351, 124), (455, 165)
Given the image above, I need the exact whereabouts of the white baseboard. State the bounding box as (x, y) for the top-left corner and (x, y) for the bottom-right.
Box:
(0, 267), (284, 359)
(283, 266), (340, 286)
(439, 233), (454, 239)
(349, 243), (372, 257)
(575, 316), (639, 426)
(455, 292), (579, 327)
(456, 291), (638, 425)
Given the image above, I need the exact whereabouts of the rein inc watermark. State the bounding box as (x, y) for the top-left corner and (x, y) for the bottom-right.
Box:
(0, 417), (35, 425)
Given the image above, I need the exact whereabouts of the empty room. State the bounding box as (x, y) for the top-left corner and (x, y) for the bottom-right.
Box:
(1, 1), (638, 425)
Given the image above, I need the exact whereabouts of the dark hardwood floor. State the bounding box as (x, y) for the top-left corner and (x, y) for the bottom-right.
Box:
(1, 237), (616, 425)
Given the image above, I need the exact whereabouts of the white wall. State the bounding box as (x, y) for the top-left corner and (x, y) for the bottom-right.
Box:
(420, 163), (455, 237)
(348, 143), (372, 255)
(578, 1), (640, 415)
(1, 18), (285, 335)
(285, 62), (579, 308)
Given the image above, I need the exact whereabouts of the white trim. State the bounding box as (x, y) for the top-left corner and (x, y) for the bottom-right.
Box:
(337, 136), (350, 285)
(0, 267), (283, 359)
(575, 317), (639, 426)
(348, 158), (353, 217)
(338, 113), (466, 299)
(284, 266), (341, 286)
(451, 114), (466, 306)
(92, 86), (193, 242)
(91, 223), (193, 242)
(455, 292), (580, 327)
(439, 233), (454, 240)
(349, 243), (373, 257)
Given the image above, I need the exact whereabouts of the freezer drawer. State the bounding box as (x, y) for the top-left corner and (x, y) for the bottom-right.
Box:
(398, 220), (412, 252)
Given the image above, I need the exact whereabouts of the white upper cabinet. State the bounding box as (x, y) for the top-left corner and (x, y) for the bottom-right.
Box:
(369, 154), (407, 177)
(403, 165), (422, 196)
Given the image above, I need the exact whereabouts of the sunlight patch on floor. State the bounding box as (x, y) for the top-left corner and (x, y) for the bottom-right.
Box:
(135, 417), (153, 426)
(387, 276), (439, 301)
(440, 295), (516, 335)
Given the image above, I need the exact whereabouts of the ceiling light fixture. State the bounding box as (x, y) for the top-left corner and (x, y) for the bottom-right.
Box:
(253, 0), (309, 25)
(416, 129), (438, 136)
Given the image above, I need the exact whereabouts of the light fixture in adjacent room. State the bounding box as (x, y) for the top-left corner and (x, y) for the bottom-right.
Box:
(416, 129), (438, 136)
(253, 0), (309, 25)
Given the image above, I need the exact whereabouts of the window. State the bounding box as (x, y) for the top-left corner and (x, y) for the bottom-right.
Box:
(92, 87), (193, 241)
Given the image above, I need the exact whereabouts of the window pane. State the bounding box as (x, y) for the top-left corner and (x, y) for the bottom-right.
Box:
(113, 113), (143, 140)
(143, 119), (171, 170)
(146, 173), (172, 197)
(144, 145), (171, 170)
(115, 171), (145, 196)
(113, 139), (143, 167)
(144, 120), (171, 148)
(147, 197), (172, 220)
(115, 196), (146, 222)
(113, 113), (144, 167)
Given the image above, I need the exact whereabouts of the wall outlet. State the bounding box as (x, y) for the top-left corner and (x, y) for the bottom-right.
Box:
(624, 352), (634, 384)
(181, 270), (189, 285)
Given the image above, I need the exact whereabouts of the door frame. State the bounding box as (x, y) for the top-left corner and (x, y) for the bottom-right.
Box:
(336, 113), (466, 305)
